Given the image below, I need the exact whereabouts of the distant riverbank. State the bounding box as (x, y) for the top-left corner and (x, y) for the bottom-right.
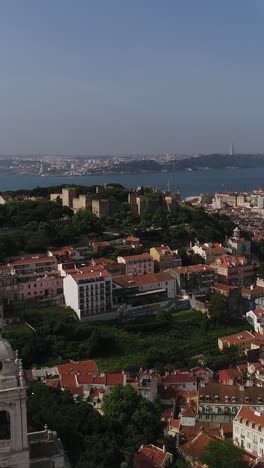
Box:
(1, 167), (264, 198)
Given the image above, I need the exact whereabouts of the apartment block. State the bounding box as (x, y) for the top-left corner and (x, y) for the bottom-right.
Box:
(233, 406), (264, 456)
(9, 256), (58, 277)
(117, 254), (154, 276)
(63, 270), (112, 320)
(150, 246), (182, 271)
(167, 264), (214, 294)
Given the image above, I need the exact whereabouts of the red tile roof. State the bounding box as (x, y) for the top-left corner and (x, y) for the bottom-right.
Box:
(137, 445), (168, 468)
(242, 287), (264, 296)
(10, 256), (57, 266)
(219, 331), (255, 345)
(56, 360), (98, 375)
(181, 431), (218, 460)
(169, 418), (181, 429)
(161, 374), (196, 384)
(113, 272), (174, 288)
(236, 406), (264, 429)
(213, 283), (238, 292)
(61, 374), (76, 388)
(71, 269), (110, 280)
(170, 264), (213, 274)
(119, 253), (153, 262)
(127, 236), (140, 242)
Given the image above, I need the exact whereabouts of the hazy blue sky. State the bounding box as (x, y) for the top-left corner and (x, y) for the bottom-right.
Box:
(1, 0), (264, 155)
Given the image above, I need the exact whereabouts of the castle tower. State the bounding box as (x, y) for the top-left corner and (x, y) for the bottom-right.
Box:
(0, 338), (29, 467)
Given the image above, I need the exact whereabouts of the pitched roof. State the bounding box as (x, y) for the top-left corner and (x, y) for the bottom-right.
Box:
(219, 331), (255, 345)
(137, 445), (168, 468)
(10, 256), (57, 266)
(169, 418), (181, 429)
(211, 254), (252, 268)
(161, 374), (196, 384)
(236, 406), (264, 429)
(71, 269), (110, 280)
(56, 360), (98, 375)
(181, 431), (218, 461)
(199, 381), (264, 405)
(118, 253), (153, 262)
(169, 264), (213, 274)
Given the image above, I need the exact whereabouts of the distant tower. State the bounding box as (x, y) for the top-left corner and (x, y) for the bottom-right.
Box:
(230, 143), (235, 156)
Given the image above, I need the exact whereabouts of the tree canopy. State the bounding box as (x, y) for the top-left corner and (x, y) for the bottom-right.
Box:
(202, 439), (247, 468)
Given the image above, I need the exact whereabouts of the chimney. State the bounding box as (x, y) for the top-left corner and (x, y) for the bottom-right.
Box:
(162, 444), (166, 453)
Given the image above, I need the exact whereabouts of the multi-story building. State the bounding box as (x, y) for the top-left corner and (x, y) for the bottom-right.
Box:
(63, 270), (112, 321)
(218, 331), (255, 351)
(9, 256), (58, 277)
(210, 254), (255, 286)
(191, 242), (227, 264)
(112, 272), (176, 306)
(167, 265), (214, 294)
(199, 381), (264, 422)
(150, 246), (182, 271)
(117, 254), (154, 276)
(17, 274), (63, 301)
(233, 406), (264, 456)
(47, 246), (79, 263)
(62, 187), (76, 208)
(246, 309), (264, 334)
(226, 227), (251, 256)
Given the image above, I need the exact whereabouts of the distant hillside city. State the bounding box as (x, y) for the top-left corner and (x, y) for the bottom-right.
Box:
(1, 152), (264, 176)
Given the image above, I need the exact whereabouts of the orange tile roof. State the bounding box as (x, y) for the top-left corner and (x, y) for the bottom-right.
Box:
(138, 445), (167, 467)
(49, 246), (76, 256)
(181, 431), (218, 460)
(213, 283), (238, 292)
(113, 272), (174, 287)
(170, 264), (213, 274)
(56, 360), (98, 375)
(119, 253), (153, 261)
(242, 287), (264, 296)
(219, 331), (255, 345)
(169, 419), (181, 429)
(10, 256), (57, 266)
(71, 269), (110, 280)
(236, 406), (264, 429)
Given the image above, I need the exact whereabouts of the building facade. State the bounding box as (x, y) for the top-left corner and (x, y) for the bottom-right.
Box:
(63, 270), (112, 320)
(233, 406), (264, 457)
(117, 254), (154, 276)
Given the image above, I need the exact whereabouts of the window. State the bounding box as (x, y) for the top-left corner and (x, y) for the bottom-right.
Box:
(0, 411), (10, 439)
(247, 443), (251, 449)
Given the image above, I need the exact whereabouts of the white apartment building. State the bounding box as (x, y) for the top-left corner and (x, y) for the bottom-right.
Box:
(63, 270), (112, 320)
(191, 242), (227, 264)
(233, 406), (264, 457)
(246, 309), (264, 334)
(117, 254), (154, 276)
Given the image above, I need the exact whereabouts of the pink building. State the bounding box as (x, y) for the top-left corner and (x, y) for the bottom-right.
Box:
(210, 254), (255, 286)
(17, 275), (63, 300)
(117, 254), (154, 276)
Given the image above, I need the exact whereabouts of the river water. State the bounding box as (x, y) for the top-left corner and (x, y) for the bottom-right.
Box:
(0, 167), (263, 198)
